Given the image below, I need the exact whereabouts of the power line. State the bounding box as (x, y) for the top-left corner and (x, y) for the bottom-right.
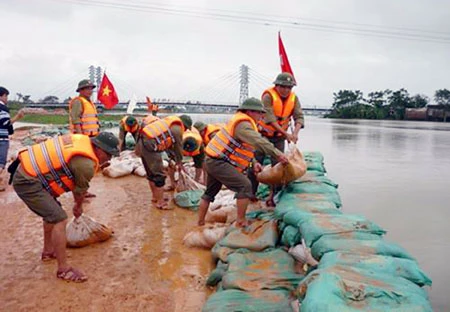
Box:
(53, 0), (450, 44)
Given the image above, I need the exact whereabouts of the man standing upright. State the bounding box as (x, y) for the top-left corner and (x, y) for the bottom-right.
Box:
(69, 80), (99, 137)
(248, 72), (304, 206)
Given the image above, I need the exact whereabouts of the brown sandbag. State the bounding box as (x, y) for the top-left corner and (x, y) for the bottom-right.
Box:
(66, 215), (114, 247)
(256, 146), (306, 186)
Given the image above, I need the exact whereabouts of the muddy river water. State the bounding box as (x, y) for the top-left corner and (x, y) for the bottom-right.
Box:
(2, 115), (449, 311)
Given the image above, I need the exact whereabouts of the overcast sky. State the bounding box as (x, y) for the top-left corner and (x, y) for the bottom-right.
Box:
(1, 0), (449, 107)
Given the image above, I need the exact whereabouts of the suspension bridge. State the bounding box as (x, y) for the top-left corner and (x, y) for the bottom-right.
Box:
(26, 65), (331, 115)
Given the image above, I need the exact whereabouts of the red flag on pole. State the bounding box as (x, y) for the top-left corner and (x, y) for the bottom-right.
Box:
(97, 73), (119, 109)
(278, 31), (295, 79)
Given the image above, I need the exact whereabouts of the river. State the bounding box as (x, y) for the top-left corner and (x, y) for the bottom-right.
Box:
(191, 114), (450, 311)
(15, 115), (450, 310)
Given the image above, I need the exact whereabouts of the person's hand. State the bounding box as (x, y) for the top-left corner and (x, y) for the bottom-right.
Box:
(253, 162), (263, 173)
(277, 154), (289, 165)
(16, 109), (25, 119)
(286, 133), (296, 143)
(73, 204), (83, 218)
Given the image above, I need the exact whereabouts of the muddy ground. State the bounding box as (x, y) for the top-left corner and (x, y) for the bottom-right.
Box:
(0, 129), (216, 312)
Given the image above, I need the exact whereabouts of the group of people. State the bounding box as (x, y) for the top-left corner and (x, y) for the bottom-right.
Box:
(0, 71), (304, 283)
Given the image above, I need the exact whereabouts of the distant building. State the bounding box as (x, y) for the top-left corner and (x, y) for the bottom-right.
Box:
(405, 105), (450, 122)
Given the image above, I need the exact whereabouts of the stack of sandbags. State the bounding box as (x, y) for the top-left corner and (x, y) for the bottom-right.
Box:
(257, 145), (306, 185)
(66, 215), (113, 247)
(183, 223), (228, 249)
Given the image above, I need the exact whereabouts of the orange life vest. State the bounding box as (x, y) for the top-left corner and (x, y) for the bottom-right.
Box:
(18, 134), (99, 198)
(182, 128), (203, 157)
(69, 96), (100, 137)
(141, 116), (185, 151)
(205, 112), (257, 172)
(120, 116), (139, 134)
(141, 114), (159, 127)
(258, 87), (296, 137)
(202, 124), (223, 146)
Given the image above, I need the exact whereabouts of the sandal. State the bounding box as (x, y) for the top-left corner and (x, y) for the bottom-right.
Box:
(235, 219), (252, 228)
(154, 202), (173, 210)
(56, 267), (88, 283)
(41, 252), (56, 262)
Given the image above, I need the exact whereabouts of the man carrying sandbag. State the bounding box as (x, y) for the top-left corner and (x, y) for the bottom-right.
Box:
(11, 132), (119, 283)
(118, 115), (140, 152)
(193, 121), (223, 147)
(197, 98), (288, 228)
(248, 72), (305, 206)
(136, 114), (192, 209)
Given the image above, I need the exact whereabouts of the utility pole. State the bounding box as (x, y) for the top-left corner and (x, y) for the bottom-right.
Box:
(239, 64), (249, 105)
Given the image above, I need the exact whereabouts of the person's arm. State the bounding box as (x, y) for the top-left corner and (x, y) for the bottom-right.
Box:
(118, 127), (126, 152)
(68, 157), (96, 217)
(292, 95), (305, 141)
(10, 109), (25, 124)
(170, 125), (184, 166)
(235, 122), (282, 159)
(262, 93), (291, 139)
(70, 99), (83, 134)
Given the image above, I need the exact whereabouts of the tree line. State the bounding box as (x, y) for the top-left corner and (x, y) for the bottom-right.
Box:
(326, 89), (450, 120)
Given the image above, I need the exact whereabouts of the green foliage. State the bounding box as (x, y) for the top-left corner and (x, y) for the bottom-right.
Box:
(434, 89), (450, 105)
(327, 88), (431, 120)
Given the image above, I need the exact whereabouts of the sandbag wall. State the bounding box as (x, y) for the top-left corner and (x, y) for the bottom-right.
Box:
(203, 151), (433, 312)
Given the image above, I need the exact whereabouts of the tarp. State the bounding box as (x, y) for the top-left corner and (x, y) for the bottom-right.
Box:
(297, 266), (433, 312)
(174, 189), (203, 210)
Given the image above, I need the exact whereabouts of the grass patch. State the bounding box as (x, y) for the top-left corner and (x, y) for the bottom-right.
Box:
(11, 110), (123, 125)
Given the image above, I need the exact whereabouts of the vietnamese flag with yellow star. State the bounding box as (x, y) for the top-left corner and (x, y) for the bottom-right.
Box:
(97, 73), (119, 109)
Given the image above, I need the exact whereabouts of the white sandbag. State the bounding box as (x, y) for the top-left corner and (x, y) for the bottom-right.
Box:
(210, 190), (235, 211)
(257, 146), (307, 185)
(288, 239), (319, 266)
(66, 214), (113, 248)
(176, 171), (205, 192)
(133, 165), (147, 177)
(205, 205), (236, 224)
(102, 158), (135, 178)
(183, 224), (227, 249)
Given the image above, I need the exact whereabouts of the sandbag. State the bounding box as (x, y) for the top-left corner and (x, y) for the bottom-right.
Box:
(176, 171), (205, 192)
(256, 146), (306, 185)
(66, 215), (113, 247)
(319, 252), (432, 286)
(297, 266), (432, 312)
(102, 150), (144, 178)
(183, 223), (228, 249)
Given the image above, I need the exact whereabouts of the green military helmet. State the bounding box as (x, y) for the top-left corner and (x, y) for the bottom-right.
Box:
(125, 116), (138, 127)
(193, 121), (207, 132)
(91, 132), (120, 156)
(237, 97), (266, 113)
(273, 72), (296, 87)
(183, 137), (199, 152)
(76, 79), (96, 92)
(179, 114), (193, 130)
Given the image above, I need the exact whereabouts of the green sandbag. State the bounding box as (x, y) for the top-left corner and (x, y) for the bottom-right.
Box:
(256, 184), (270, 200)
(274, 196), (340, 221)
(206, 261), (228, 287)
(279, 190), (342, 208)
(173, 190), (203, 210)
(218, 219), (279, 252)
(303, 151), (324, 163)
(319, 252), (432, 286)
(221, 249), (304, 292)
(202, 289), (293, 312)
(297, 214), (386, 247)
(311, 234), (414, 260)
(284, 180), (338, 195)
(280, 225), (302, 247)
(298, 266), (432, 312)
(297, 174), (338, 187)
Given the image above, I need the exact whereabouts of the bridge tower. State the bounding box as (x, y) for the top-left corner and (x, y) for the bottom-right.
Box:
(239, 64), (249, 104)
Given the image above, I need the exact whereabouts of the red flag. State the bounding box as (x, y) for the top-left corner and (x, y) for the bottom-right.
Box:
(97, 73), (119, 109)
(146, 96), (152, 112)
(278, 32), (295, 79)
